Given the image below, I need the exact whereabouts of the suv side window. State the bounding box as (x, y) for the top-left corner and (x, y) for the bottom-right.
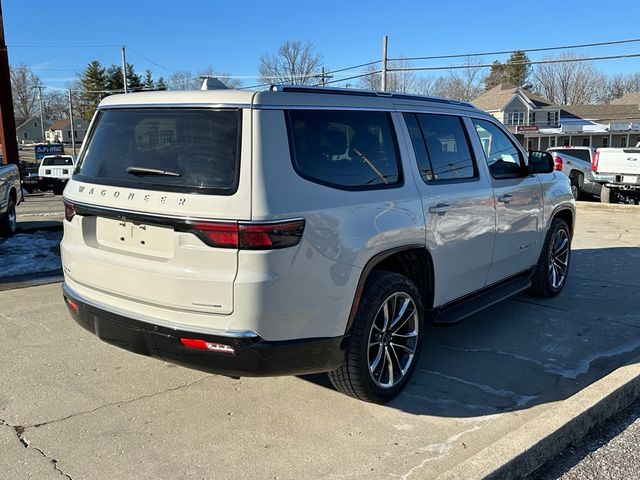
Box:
(404, 113), (476, 182)
(287, 110), (401, 189)
(472, 119), (525, 179)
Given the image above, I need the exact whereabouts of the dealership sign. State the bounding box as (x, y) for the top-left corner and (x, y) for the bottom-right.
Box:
(516, 125), (539, 133)
(35, 143), (64, 160)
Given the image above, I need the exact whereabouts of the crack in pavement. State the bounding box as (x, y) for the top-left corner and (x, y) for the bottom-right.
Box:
(0, 376), (209, 480)
(1, 418), (72, 479)
(32, 375), (210, 428)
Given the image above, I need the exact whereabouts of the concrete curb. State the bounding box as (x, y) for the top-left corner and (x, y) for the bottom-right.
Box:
(437, 356), (640, 480)
(575, 201), (639, 212)
(0, 271), (63, 291)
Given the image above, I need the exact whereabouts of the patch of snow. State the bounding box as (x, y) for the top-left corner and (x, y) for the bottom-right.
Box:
(0, 231), (62, 278)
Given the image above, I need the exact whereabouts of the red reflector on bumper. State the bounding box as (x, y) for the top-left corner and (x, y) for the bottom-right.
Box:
(179, 338), (235, 354)
(65, 297), (79, 313)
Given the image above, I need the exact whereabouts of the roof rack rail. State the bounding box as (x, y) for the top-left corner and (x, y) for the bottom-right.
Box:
(269, 85), (477, 109)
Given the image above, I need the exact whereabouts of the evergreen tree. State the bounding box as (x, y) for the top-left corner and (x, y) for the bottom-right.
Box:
(105, 64), (124, 91)
(126, 63), (143, 91)
(484, 61), (505, 91)
(79, 60), (106, 121)
(143, 70), (155, 90)
(504, 50), (531, 88)
(155, 77), (167, 91)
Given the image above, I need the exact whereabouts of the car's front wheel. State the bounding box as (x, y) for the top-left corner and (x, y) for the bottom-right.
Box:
(328, 271), (424, 403)
(530, 217), (571, 297)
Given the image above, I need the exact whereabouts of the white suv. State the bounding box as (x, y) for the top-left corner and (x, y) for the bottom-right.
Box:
(61, 86), (574, 403)
(38, 154), (75, 195)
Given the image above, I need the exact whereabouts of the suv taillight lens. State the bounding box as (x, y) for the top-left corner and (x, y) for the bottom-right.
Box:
(553, 155), (563, 171)
(592, 149), (600, 172)
(64, 200), (76, 222)
(191, 219), (305, 250)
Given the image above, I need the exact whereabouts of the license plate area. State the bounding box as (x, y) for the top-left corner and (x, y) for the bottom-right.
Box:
(623, 175), (638, 184)
(96, 217), (174, 258)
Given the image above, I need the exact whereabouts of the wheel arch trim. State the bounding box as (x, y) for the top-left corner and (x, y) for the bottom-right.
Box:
(345, 244), (433, 334)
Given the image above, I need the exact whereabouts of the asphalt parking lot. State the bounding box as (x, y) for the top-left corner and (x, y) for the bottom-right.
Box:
(0, 203), (639, 480)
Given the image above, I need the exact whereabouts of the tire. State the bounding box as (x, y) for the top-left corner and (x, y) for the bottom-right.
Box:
(530, 218), (571, 298)
(328, 271), (425, 403)
(570, 184), (579, 200)
(600, 185), (615, 204)
(0, 198), (17, 238)
(52, 181), (64, 196)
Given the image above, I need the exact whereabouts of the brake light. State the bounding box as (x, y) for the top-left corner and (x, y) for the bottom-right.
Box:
(191, 219), (305, 250)
(64, 200), (76, 222)
(553, 155), (563, 171)
(592, 149), (600, 172)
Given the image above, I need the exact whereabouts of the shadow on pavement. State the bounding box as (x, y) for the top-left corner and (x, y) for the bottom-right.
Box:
(301, 246), (640, 417)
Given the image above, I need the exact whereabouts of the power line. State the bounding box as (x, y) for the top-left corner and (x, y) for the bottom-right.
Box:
(126, 46), (174, 73)
(392, 38), (640, 62)
(8, 44), (120, 48)
(390, 52), (640, 73)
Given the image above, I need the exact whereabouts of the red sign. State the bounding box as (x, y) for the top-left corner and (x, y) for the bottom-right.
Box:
(516, 125), (539, 132)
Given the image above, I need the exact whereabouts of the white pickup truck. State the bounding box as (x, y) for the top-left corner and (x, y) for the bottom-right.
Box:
(592, 142), (640, 204)
(0, 163), (23, 237)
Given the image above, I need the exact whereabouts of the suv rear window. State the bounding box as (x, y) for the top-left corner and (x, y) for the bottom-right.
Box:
(76, 109), (241, 195)
(550, 148), (591, 163)
(42, 157), (73, 166)
(286, 110), (401, 189)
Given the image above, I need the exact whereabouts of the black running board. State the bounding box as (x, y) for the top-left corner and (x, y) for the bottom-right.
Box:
(432, 272), (532, 325)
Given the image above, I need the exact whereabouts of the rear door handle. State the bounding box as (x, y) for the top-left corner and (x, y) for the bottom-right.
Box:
(428, 203), (451, 215)
(498, 194), (513, 204)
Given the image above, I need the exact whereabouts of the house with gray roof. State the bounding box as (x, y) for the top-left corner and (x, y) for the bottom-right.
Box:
(473, 83), (640, 150)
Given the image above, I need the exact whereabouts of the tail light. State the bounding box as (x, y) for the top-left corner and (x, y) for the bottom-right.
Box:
(553, 155), (563, 171)
(592, 149), (600, 172)
(191, 219), (305, 250)
(64, 200), (76, 222)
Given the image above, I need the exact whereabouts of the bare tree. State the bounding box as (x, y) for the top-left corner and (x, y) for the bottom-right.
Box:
(532, 53), (606, 105)
(259, 40), (323, 85)
(436, 57), (486, 101)
(43, 90), (68, 121)
(358, 58), (420, 93)
(10, 64), (41, 124)
(600, 72), (640, 103)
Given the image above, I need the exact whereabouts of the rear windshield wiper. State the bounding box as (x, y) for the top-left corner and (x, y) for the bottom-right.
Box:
(127, 166), (182, 177)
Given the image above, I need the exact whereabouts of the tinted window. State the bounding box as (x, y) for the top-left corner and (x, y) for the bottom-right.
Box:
(76, 109), (241, 195)
(472, 119), (524, 178)
(550, 148), (591, 163)
(405, 113), (476, 182)
(287, 110), (400, 189)
(42, 156), (73, 166)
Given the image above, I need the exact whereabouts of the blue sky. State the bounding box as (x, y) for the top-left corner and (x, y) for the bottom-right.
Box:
(5, 0), (640, 90)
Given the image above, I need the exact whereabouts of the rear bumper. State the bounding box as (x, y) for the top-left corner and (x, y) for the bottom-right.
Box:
(62, 283), (346, 377)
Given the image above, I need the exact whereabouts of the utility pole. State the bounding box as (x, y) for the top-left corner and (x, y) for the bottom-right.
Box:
(35, 85), (46, 143)
(121, 45), (128, 93)
(381, 35), (388, 92)
(0, 0), (19, 166)
(321, 67), (325, 87)
(68, 89), (76, 157)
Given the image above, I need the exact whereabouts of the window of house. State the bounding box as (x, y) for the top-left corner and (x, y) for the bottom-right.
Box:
(34, 122), (37, 128)
(603, 137), (609, 148)
(582, 138), (590, 147)
(528, 111), (535, 125)
(404, 113), (476, 182)
(547, 112), (558, 126)
(23, 132), (28, 139)
(550, 137), (557, 147)
(527, 140), (533, 151)
(563, 138), (570, 147)
(621, 136), (627, 148)
(472, 118), (525, 178)
(506, 112), (525, 125)
(287, 110), (401, 189)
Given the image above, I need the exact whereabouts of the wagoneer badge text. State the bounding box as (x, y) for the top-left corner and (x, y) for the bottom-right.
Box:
(77, 185), (187, 207)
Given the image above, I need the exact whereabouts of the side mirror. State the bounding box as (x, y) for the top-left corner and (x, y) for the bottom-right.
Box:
(528, 150), (555, 174)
